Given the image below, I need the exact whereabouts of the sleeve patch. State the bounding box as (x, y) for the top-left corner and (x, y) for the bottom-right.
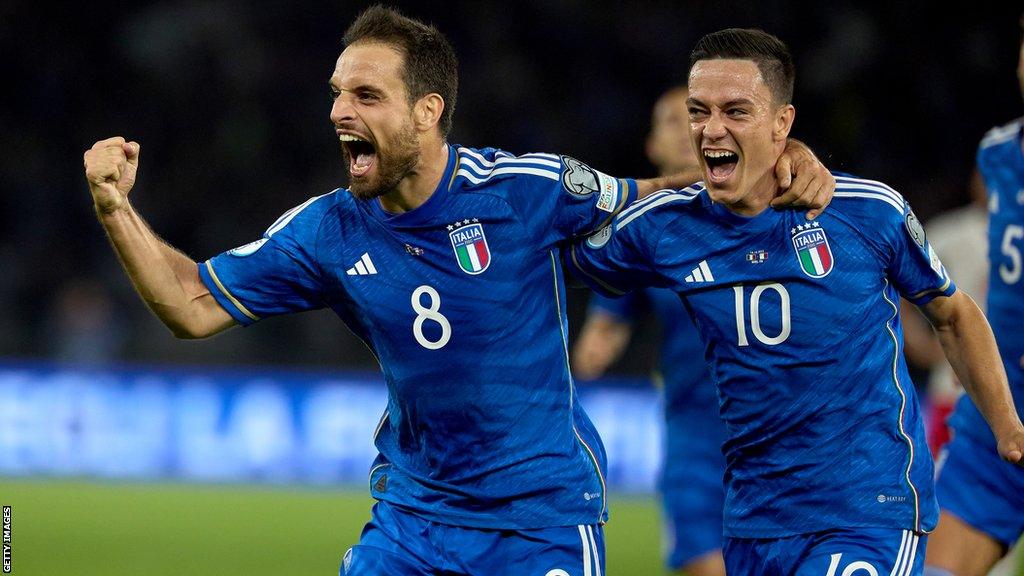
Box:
(560, 155), (601, 197)
(927, 244), (947, 278)
(595, 171), (620, 213)
(905, 206), (946, 277)
(228, 238), (269, 257)
(586, 226), (613, 249)
(904, 209), (927, 248)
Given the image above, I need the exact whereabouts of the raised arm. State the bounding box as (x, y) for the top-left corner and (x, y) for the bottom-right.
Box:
(920, 290), (1024, 464)
(84, 137), (236, 339)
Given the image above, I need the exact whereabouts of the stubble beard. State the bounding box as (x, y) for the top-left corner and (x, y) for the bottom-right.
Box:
(345, 122), (421, 201)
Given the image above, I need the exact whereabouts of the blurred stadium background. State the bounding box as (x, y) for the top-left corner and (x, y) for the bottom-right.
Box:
(1, 1), (1022, 574)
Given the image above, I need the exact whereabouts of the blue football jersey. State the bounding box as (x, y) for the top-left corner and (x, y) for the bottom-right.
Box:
(567, 177), (955, 538)
(949, 119), (1024, 443)
(198, 144), (637, 529)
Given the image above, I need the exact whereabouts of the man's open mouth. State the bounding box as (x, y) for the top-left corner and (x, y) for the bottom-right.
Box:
(703, 149), (739, 182)
(340, 133), (377, 178)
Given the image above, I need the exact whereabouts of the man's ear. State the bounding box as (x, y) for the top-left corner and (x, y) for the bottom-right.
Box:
(414, 93), (445, 133)
(773, 104), (795, 142)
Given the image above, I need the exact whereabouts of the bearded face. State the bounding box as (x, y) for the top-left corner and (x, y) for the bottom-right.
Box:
(330, 42), (425, 201)
(340, 117), (421, 200)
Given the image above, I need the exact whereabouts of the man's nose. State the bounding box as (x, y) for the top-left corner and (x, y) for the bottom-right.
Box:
(330, 94), (356, 125)
(703, 112), (727, 139)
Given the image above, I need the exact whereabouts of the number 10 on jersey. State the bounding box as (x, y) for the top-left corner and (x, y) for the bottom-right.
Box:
(733, 283), (792, 346)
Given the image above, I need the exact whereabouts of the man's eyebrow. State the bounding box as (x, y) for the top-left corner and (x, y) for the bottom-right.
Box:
(685, 97), (756, 109)
(327, 80), (384, 94)
(721, 98), (755, 108)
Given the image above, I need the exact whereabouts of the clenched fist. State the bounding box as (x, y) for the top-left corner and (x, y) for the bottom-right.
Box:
(84, 137), (140, 215)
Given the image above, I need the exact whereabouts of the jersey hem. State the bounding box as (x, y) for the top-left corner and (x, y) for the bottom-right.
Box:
(370, 495), (609, 531)
(722, 520), (936, 539)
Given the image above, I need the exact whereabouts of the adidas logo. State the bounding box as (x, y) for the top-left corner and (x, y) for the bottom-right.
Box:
(346, 252), (378, 276)
(684, 260), (714, 283)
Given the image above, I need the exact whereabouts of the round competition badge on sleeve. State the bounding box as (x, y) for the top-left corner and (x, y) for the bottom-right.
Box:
(229, 238), (268, 257)
(905, 208), (947, 277)
(560, 156), (600, 197)
(586, 225), (613, 249)
(904, 209), (927, 248)
(560, 156), (622, 214)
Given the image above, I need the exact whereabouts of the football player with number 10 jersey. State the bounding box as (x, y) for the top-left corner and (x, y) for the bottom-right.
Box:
(567, 28), (1024, 576)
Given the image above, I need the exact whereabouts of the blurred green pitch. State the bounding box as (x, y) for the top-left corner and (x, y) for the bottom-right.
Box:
(0, 479), (662, 575)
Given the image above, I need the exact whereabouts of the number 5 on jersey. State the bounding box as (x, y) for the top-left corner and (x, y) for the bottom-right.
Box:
(999, 224), (1023, 285)
(412, 285), (452, 350)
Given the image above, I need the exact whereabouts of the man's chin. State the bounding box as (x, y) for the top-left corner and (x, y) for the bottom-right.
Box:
(704, 179), (727, 195)
(706, 184), (741, 205)
(347, 179), (387, 201)
(344, 143), (420, 201)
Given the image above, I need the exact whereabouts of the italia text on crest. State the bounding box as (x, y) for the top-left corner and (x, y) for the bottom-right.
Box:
(448, 218), (491, 274)
(791, 221), (833, 278)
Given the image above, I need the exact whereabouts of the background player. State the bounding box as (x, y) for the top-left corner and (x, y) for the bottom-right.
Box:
(572, 86), (727, 576)
(82, 8), (833, 576)
(924, 18), (1024, 576)
(898, 169), (988, 457)
(566, 28), (1024, 575)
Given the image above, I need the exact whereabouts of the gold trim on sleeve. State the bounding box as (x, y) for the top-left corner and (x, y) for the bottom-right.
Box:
(204, 261), (259, 322)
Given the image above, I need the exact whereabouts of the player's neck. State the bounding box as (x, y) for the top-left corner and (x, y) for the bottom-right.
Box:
(720, 172), (777, 217)
(719, 144), (787, 216)
(378, 141), (450, 214)
(753, 171), (782, 211)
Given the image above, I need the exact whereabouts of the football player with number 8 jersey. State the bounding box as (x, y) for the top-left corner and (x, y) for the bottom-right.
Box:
(566, 28), (1024, 576)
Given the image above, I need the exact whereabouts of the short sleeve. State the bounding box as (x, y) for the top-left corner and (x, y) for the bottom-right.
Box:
(887, 201), (957, 305)
(198, 195), (331, 325)
(504, 153), (637, 244)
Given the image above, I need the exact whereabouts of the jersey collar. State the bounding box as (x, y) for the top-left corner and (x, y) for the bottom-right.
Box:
(365, 144), (457, 227)
(706, 193), (786, 229)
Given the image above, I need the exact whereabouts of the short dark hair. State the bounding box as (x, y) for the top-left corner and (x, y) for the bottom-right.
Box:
(343, 5), (459, 137)
(689, 28), (795, 104)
